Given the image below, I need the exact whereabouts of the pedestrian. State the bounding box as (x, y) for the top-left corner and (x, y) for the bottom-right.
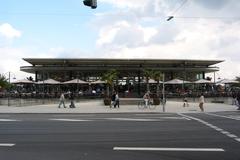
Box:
(143, 91), (150, 108)
(58, 93), (66, 108)
(237, 92), (240, 110)
(232, 93), (237, 105)
(183, 97), (189, 107)
(199, 93), (205, 112)
(114, 92), (120, 108)
(110, 91), (116, 108)
(69, 92), (76, 108)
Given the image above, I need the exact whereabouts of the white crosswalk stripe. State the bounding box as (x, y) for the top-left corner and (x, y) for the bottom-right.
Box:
(0, 143), (15, 147)
(49, 118), (93, 122)
(0, 119), (20, 122)
(105, 118), (161, 121)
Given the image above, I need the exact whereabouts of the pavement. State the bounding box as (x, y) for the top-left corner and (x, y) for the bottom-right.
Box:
(0, 99), (239, 113)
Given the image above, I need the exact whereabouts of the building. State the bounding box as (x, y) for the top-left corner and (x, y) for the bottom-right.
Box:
(20, 58), (223, 96)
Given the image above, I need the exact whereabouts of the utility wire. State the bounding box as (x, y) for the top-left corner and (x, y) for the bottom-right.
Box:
(173, 16), (240, 20)
(169, 0), (188, 15)
(167, 0), (188, 21)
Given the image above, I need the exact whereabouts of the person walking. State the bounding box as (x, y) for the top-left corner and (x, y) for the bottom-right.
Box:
(232, 92), (237, 105)
(199, 93), (205, 112)
(69, 92), (76, 108)
(183, 96), (189, 107)
(237, 92), (240, 110)
(58, 93), (66, 108)
(143, 91), (150, 108)
(114, 92), (120, 108)
(110, 91), (116, 108)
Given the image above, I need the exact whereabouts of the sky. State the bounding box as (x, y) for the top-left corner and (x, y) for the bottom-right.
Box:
(0, 0), (240, 81)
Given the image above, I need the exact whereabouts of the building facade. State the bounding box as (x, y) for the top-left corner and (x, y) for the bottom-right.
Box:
(20, 58), (223, 96)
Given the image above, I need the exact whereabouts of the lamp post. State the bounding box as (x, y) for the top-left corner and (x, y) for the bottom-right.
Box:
(162, 73), (165, 112)
(4, 72), (16, 106)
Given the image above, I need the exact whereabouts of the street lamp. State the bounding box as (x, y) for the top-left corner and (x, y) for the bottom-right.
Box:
(162, 73), (165, 112)
(4, 72), (16, 106)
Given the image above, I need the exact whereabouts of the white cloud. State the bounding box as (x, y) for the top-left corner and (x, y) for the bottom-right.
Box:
(94, 1), (240, 79)
(0, 23), (21, 39)
(96, 20), (159, 49)
(1, 0), (240, 81)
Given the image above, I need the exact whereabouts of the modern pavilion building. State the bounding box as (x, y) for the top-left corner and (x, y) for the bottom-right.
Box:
(20, 58), (223, 96)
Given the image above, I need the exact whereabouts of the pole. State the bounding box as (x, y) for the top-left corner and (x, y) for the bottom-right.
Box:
(7, 72), (10, 106)
(162, 73), (165, 112)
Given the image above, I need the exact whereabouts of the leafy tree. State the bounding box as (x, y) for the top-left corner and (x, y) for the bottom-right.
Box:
(101, 69), (118, 97)
(236, 76), (240, 82)
(27, 76), (34, 81)
(234, 76), (240, 87)
(0, 74), (9, 90)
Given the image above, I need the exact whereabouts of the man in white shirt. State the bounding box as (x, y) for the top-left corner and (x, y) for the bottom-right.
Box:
(199, 93), (205, 112)
(58, 93), (66, 108)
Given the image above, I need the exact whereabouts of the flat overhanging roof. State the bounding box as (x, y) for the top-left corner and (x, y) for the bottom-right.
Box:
(23, 58), (223, 66)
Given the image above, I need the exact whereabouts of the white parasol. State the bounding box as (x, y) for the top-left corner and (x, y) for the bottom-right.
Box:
(165, 78), (191, 84)
(11, 79), (34, 84)
(63, 79), (88, 84)
(194, 79), (213, 84)
(36, 78), (61, 85)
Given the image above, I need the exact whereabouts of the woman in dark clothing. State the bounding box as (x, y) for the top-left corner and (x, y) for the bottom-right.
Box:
(69, 92), (76, 108)
(237, 92), (240, 110)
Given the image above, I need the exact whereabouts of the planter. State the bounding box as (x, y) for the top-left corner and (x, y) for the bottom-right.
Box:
(153, 98), (160, 105)
(104, 98), (111, 106)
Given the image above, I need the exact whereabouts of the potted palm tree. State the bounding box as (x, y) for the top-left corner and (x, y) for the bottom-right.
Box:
(143, 70), (163, 105)
(101, 69), (118, 105)
(143, 69), (154, 92)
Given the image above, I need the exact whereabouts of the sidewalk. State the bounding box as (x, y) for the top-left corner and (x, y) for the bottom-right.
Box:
(0, 100), (238, 114)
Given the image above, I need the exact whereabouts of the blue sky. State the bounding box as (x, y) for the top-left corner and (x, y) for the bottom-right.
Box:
(1, 0), (101, 51)
(0, 0), (240, 80)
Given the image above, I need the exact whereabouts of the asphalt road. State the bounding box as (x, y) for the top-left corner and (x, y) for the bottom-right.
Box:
(0, 112), (239, 160)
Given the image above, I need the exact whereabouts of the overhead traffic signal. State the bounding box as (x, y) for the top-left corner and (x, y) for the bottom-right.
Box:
(83, 0), (97, 9)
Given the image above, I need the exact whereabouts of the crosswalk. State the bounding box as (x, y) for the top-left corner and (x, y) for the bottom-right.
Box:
(0, 116), (192, 122)
(1, 113), (239, 122)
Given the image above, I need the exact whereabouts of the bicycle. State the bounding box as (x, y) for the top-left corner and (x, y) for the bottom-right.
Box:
(137, 99), (156, 110)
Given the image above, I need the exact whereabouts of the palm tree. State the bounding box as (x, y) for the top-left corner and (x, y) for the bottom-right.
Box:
(143, 69), (154, 92)
(101, 69), (118, 97)
(152, 71), (163, 97)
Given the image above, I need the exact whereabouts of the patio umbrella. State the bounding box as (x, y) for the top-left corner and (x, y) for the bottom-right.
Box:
(194, 79), (213, 84)
(165, 78), (191, 84)
(90, 79), (106, 84)
(36, 78), (61, 85)
(63, 79), (88, 84)
(11, 79), (34, 84)
(217, 79), (239, 84)
(141, 79), (163, 84)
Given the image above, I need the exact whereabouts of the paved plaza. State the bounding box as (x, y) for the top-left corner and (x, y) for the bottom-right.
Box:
(0, 100), (238, 113)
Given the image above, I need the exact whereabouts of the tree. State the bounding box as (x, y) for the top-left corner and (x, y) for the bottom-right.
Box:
(234, 76), (240, 87)
(143, 69), (154, 92)
(236, 76), (240, 82)
(0, 74), (9, 90)
(151, 71), (163, 97)
(101, 69), (118, 97)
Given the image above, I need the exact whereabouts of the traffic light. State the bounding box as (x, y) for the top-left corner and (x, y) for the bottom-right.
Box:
(83, 0), (97, 9)
(167, 16), (174, 21)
